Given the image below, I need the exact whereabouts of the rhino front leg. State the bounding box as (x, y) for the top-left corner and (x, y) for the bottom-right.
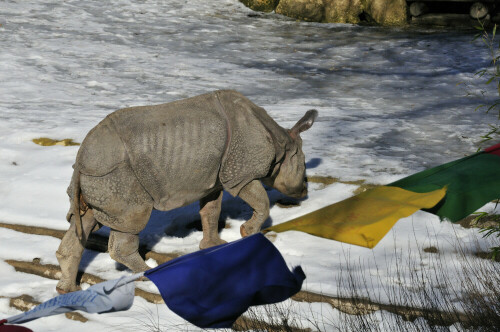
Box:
(109, 230), (150, 273)
(56, 209), (97, 294)
(238, 180), (270, 237)
(199, 190), (227, 249)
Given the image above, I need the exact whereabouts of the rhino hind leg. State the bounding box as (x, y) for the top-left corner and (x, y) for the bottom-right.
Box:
(80, 164), (153, 234)
(56, 209), (98, 294)
(78, 164), (153, 272)
(238, 180), (270, 237)
(199, 190), (227, 250)
(108, 230), (150, 272)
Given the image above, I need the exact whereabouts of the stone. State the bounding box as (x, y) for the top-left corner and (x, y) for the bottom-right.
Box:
(324, 0), (363, 24)
(276, 0), (325, 22)
(363, 0), (407, 26)
(470, 2), (489, 20)
(409, 2), (428, 18)
(239, 0), (280, 13)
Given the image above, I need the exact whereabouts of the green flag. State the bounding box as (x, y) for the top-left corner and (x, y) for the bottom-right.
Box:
(390, 143), (500, 222)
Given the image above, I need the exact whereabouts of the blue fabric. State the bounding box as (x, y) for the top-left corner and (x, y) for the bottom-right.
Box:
(144, 233), (305, 328)
(6, 273), (141, 324)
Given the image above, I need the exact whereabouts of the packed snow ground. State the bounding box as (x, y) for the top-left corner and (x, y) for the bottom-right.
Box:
(0, 0), (499, 331)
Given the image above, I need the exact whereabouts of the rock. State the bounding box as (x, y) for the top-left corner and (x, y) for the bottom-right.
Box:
(324, 0), (363, 24)
(241, 0), (409, 26)
(363, 0), (407, 26)
(239, 0), (280, 13)
(275, 0), (325, 22)
(409, 2), (428, 18)
(470, 2), (489, 20)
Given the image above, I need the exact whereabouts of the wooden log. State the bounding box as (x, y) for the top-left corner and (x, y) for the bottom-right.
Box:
(410, 2), (429, 18)
(412, 13), (482, 26)
(470, 2), (489, 19)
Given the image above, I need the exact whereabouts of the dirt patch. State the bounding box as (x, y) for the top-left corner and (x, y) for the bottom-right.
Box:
(458, 213), (500, 229)
(293, 290), (482, 327)
(9, 294), (38, 312)
(307, 175), (377, 195)
(32, 137), (80, 146)
(0, 222), (66, 239)
(423, 246), (439, 254)
(0, 222), (180, 265)
(474, 251), (500, 262)
(233, 315), (310, 332)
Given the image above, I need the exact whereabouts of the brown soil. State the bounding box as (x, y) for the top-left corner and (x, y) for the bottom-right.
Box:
(423, 246), (439, 254)
(293, 291), (479, 327)
(0, 222), (180, 265)
(32, 137), (80, 146)
(233, 315), (310, 332)
(307, 175), (377, 195)
(458, 213), (500, 229)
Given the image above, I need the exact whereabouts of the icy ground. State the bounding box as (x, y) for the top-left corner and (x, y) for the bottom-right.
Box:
(0, 0), (499, 331)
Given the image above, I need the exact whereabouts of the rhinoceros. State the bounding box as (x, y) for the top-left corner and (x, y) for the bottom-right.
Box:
(56, 90), (317, 293)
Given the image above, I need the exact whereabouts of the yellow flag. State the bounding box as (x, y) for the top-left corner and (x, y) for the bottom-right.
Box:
(264, 186), (446, 249)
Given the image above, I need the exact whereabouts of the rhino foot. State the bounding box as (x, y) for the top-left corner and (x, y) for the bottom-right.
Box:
(56, 280), (82, 294)
(240, 222), (262, 237)
(199, 237), (227, 250)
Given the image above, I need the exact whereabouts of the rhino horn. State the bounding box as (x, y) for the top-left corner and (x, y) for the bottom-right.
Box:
(290, 109), (318, 139)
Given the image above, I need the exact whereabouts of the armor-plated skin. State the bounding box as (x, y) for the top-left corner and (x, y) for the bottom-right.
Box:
(56, 90), (317, 294)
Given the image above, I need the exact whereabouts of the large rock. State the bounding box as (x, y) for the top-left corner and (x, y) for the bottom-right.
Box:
(363, 0), (407, 26)
(324, 0), (363, 24)
(275, 0), (325, 22)
(240, 0), (408, 26)
(239, 0), (280, 13)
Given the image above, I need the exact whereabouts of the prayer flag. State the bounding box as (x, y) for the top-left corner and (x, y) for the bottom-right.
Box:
(4, 273), (140, 325)
(144, 233), (305, 328)
(390, 142), (500, 222)
(2, 236), (303, 329)
(264, 186), (446, 248)
(0, 320), (33, 332)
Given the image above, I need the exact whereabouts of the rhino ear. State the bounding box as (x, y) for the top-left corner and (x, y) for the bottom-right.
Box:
(290, 109), (318, 139)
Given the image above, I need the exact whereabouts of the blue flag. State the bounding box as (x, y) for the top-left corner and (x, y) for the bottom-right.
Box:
(2, 234), (304, 329)
(144, 233), (305, 328)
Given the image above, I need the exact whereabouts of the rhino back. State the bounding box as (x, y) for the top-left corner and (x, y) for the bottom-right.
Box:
(108, 92), (228, 210)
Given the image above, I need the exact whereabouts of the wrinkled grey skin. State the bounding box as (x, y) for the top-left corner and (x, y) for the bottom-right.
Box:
(56, 90), (317, 293)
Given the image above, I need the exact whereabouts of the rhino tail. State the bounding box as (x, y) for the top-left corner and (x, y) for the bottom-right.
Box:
(71, 168), (84, 242)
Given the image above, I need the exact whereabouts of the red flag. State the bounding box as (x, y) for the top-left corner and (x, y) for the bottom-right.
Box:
(0, 320), (33, 332)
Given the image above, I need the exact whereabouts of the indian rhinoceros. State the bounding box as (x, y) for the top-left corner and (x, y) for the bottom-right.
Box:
(56, 90), (317, 293)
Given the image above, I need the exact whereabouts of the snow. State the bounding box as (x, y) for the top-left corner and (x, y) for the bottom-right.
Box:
(0, 0), (499, 331)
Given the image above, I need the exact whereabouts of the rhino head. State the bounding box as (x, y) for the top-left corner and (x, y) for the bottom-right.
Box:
(264, 109), (318, 199)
